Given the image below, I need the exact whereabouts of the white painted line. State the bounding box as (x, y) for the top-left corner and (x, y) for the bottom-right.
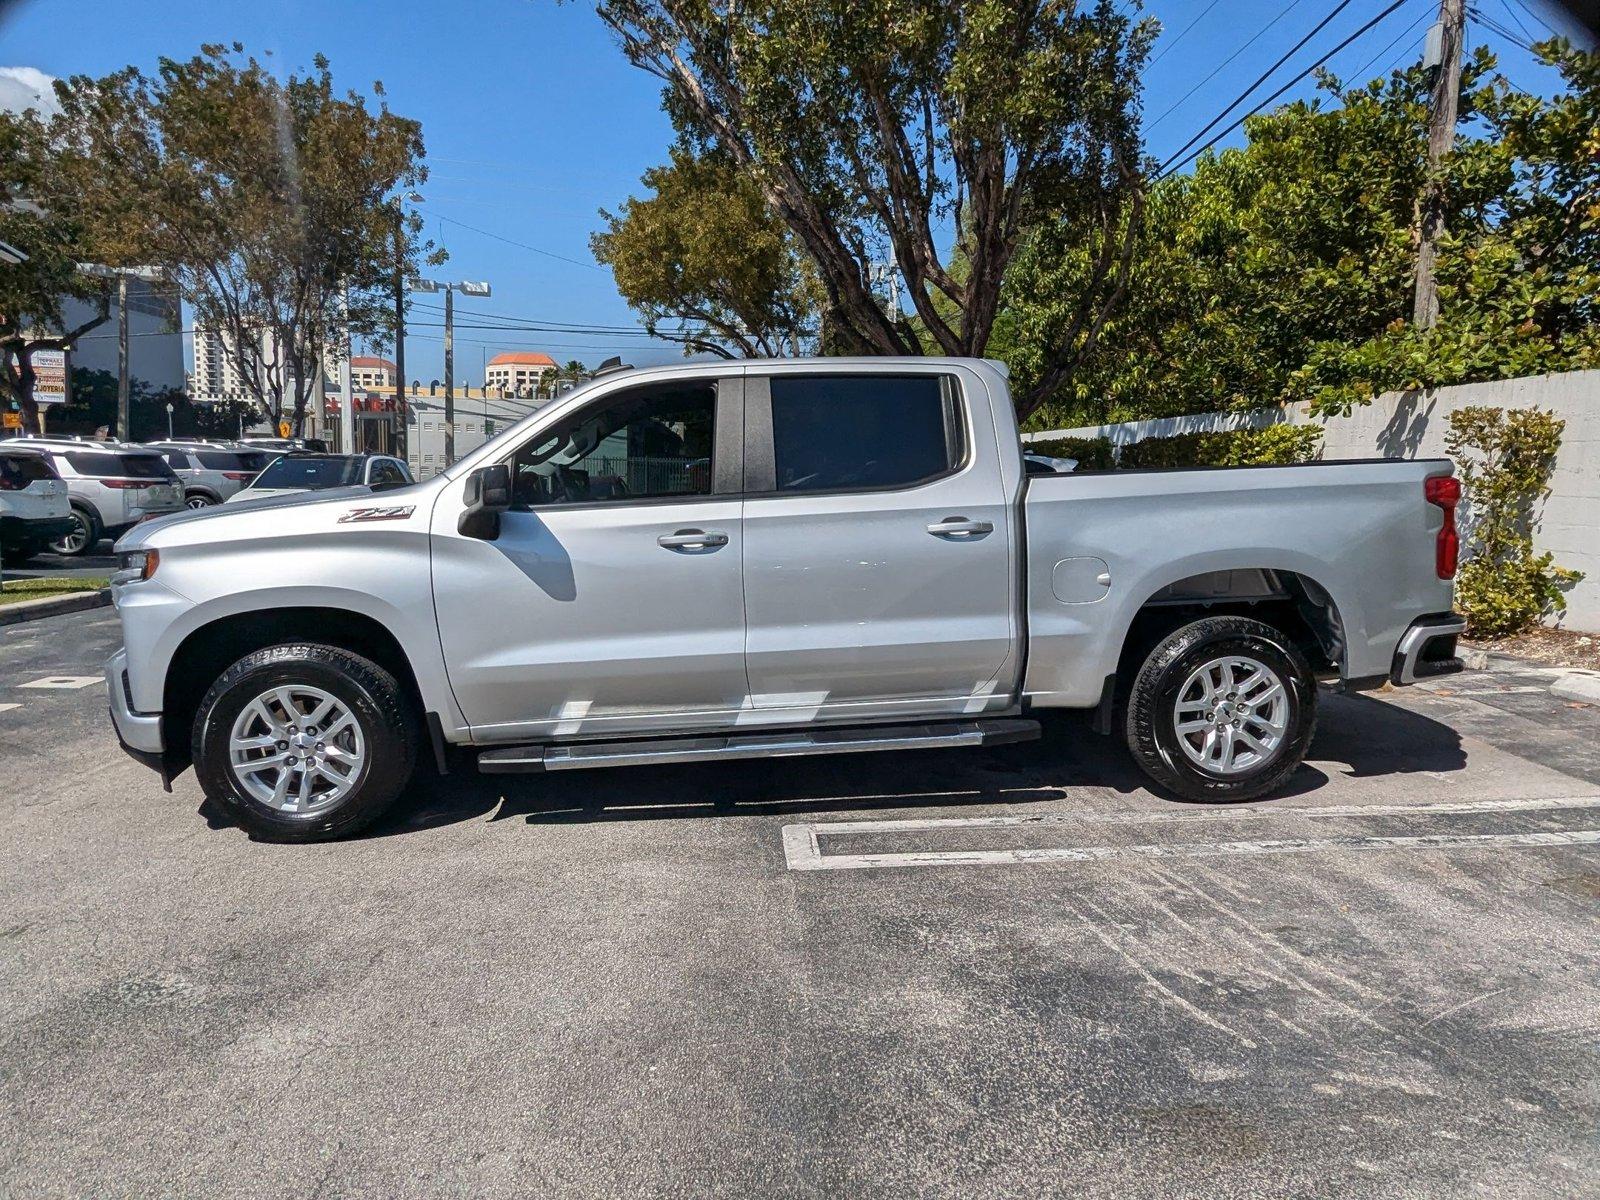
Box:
(16, 675), (101, 690)
(785, 829), (1600, 872)
(798, 795), (1600, 839)
(783, 796), (1600, 872)
(0, 703), (19, 713)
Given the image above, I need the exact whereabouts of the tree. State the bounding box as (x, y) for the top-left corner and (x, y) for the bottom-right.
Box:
(0, 111), (118, 435)
(48, 45), (432, 435)
(1017, 42), (1600, 427)
(53, 367), (256, 441)
(594, 0), (1150, 419)
(560, 359), (589, 387)
(593, 149), (818, 357)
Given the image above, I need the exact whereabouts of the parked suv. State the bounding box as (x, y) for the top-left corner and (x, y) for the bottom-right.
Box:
(0, 445), (72, 564)
(145, 441), (268, 507)
(14, 438), (184, 556)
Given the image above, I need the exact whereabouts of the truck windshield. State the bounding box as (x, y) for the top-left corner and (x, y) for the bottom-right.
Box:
(251, 455), (363, 490)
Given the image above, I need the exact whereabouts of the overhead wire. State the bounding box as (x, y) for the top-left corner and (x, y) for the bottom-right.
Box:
(1146, 0), (1311, 132)
(1157, 0), (1413, 178)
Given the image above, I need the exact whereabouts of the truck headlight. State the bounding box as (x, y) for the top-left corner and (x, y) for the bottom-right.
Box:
(112, 549), (160, 584)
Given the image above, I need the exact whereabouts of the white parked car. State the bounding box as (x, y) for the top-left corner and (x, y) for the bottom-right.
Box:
(225, 453), (412, 503)
(11, 437), (185, 556)
(0, 445), (72, 564)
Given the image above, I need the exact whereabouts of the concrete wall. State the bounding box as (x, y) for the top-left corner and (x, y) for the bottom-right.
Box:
(1026, 370), (1600, 631)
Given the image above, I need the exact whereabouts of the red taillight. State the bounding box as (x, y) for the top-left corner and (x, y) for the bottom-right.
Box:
(222, 471), (254, 481)
(0, 477), (22, 491)
(1425, 475), (1461, 579)
(98, 478), (163, 489)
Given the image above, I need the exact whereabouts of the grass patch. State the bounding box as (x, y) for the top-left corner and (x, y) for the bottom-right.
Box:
(0, 576), (109, 608)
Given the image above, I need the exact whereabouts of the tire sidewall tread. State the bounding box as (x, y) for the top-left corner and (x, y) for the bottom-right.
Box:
(1125, 615), (1318, 803)
(192, 643), (417, 842)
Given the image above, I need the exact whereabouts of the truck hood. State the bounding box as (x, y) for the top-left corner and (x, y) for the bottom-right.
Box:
(113, 485), (376, 552)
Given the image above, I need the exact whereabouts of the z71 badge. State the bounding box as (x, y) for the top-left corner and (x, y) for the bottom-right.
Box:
(338, 505), (416, 524)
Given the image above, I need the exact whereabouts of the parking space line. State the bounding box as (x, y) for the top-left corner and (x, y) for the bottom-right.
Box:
(0, 703), (19, 713)
(785, 828), (1600, 872)
(16, 676), (102, 690)
(783, 796), (1600, 872)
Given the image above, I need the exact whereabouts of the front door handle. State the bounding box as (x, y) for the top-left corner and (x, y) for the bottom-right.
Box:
(927, 517), (994, 538)
(658, 528), (729, 550)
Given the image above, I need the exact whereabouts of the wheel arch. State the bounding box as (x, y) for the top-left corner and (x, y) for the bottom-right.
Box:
(161, 606), (426, 776)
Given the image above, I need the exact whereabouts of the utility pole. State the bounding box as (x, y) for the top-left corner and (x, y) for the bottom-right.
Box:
(1413, 0), (1465, 329)
(443, 284), (455, 467)
(116, 274), (129, 442)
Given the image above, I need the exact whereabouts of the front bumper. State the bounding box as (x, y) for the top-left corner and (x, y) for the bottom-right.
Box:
(1390, 614), (1467, 685)
(106, 648), (164, 756)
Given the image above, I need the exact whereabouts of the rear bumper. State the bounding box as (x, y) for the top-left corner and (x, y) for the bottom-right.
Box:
(0, 514), (74, 543)
(106, 648), (164, 756)
(1390, 613), (1467, 686)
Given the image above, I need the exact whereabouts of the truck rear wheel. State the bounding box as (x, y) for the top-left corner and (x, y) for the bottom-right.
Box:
(192, 643), (418, 842)
(1125, 615), (1317, 802)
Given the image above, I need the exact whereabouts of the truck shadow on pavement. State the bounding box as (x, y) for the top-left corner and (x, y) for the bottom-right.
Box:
(359, 690), (1467, 839)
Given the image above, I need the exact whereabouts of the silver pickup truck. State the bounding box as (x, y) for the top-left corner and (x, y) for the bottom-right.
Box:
(105, 357), (1465, 841)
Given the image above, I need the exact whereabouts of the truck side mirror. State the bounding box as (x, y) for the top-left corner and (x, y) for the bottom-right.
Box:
(458, 463), (512, 541)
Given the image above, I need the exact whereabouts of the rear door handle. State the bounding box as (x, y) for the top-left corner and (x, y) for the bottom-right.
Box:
(927, 517), (994, 538)
(658, 528), (729, 550)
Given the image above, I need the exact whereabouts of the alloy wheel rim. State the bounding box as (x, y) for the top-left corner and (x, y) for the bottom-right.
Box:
(1172, 654), (1289, 776)
(228, 685), (366, 813)
(53, 513), (90, 554)
(186, 495), (213, 509)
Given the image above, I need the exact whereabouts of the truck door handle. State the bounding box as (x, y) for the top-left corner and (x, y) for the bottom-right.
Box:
(657, 528), (729, 550)
(927, 517), (994, 538)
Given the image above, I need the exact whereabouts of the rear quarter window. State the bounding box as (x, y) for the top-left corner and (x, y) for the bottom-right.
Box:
(0, 452), (59, 485)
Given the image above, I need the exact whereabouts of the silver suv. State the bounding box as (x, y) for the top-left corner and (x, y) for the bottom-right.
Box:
(145, 441), (271, 508)
(14, 437), (184, 556)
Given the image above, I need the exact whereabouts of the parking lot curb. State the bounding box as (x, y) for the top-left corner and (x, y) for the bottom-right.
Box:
(1551, 671), (1600, 705)
(0, 588), (111, 628)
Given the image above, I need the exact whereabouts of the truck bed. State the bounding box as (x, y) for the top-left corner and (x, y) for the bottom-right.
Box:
(1019, 458), (1458, 707)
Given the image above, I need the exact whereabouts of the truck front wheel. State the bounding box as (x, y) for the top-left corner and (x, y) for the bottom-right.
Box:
(1125, 616), (1317, 802)
(192, 644), (418, 841)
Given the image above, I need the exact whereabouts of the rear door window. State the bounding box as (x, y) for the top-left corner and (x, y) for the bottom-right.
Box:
(765, 374), (964, 494)
(195, 449), (247, 470)
(0, 452), (58, 486)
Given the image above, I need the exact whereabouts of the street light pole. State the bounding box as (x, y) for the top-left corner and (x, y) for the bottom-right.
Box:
(165, 401), (174, 440)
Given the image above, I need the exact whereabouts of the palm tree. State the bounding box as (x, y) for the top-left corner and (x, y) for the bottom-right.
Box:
(561, 359), (588, 390)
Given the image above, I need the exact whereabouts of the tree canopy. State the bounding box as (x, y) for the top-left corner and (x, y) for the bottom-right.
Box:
(595, 0), (1151, 418)
(592, 149), (819, 357)
(1012, 40), (1600, 429)
(46, 45), (433, 433)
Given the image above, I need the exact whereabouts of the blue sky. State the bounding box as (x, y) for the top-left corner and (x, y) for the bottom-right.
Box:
(0, 0), (1585, 385)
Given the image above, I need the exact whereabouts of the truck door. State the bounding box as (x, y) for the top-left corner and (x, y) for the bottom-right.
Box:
(431, 374), (749, 742)
(740, 368), (1018, 717)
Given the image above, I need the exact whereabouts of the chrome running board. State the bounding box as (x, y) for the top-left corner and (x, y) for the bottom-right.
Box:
(476, 718), (1040, 774)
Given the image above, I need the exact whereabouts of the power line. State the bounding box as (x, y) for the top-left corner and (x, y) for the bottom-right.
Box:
(1498, 0), (1536, 40)
(1343, 6), (1432, 82)
(1157, 0), (1360, 175)
(1470, 6), (1538, 52)
(1147, 0), (1310, 132)
(407, 300), (648, 334)
(1150, 0), (1228, 66)
(420, 208), (604, 271)
(1508, 0), (1558, 37)
(1158, 0), (1414, 178)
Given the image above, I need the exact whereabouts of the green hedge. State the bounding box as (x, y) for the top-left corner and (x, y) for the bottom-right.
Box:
(1024, 435), (1116, 471)
(1118, 424), (1323, 469)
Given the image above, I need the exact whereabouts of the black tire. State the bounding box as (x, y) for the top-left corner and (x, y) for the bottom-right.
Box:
(1125, 615), (1317, 803)
(50, 505), (100, 557)
(192, 643), (418, 842)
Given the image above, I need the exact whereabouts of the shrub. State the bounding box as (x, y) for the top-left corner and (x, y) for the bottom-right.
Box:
(1118, 424), (1323, 468)
(1445, 406), (1582, 638)
(1025, 435), (1115, 471)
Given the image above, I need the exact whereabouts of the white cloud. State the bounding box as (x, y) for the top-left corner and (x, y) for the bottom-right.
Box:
(0, 67), (60, 119)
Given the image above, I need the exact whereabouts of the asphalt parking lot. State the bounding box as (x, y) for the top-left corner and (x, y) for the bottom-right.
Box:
(3, 609), (1599, 1198)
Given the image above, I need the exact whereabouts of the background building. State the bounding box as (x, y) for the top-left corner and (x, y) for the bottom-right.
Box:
(484, 351), (556, 396)
(61, 277), (184, 392)
(349, 355), (396, 392)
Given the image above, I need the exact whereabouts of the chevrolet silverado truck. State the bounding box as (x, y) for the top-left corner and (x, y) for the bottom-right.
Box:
(105, 358), (1465, 841)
